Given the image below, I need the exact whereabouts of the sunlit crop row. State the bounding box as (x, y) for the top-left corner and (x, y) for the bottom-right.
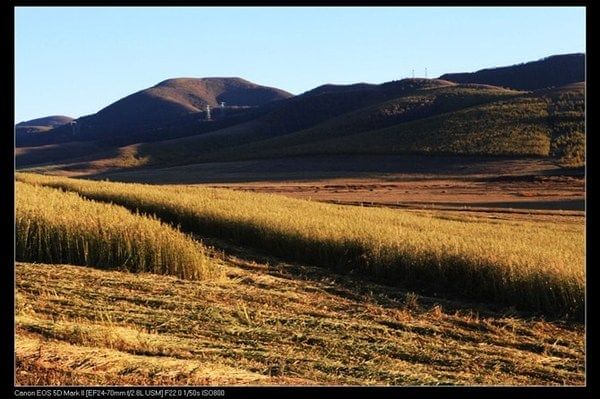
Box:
(16, 181), (219, 280)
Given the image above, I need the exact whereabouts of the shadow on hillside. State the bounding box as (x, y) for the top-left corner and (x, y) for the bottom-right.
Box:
(84, 154), (578, 185)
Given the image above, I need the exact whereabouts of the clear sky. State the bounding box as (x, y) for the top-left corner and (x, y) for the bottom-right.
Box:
(15, 6), (585, 123)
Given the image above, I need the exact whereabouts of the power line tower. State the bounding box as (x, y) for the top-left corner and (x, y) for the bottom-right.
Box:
(206, 105), (211, 121)
(221, 101), (226, 117)
(70, 121), (79, 136)
(425, 68), (428, 78)
(412, 69), (415, 78)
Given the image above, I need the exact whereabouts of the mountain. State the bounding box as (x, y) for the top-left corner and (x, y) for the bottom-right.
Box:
(16, 115), (74, 147)
(17, 79), (584, 173)
(16, 79), (465, 167)
(15, 55), (586, 174)
(251, 83), (583, 164)
(439, 53), (585, 91)
(140, 81), (583, 167)
(16, 115), (74, 129)
(17, 78), (293, 147)
(93, 77), (292, 123)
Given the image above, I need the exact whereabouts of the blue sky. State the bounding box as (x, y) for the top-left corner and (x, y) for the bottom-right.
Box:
(15, 7), (585, 123)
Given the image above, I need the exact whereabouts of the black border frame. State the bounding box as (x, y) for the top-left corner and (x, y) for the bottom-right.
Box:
(4, 1), (592, 398)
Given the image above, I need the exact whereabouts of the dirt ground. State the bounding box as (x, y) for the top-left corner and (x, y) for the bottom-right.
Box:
(207, 174), (584, 213)
(35, 154), (584, 213)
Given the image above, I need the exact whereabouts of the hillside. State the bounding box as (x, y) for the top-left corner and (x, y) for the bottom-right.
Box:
(440, 53), (585, 91)
(16, 115), (74, 146)
(241, 83), (584, 165)
(193, 83), (524, 163)
(18, 80), (584, 175)
(17, 78), (293, 147)
(16, 115), (74, 129)
(14, 55), (585, 174)
(16, 78), (461, 169)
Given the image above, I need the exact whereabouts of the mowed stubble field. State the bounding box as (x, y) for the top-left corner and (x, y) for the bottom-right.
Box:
(15, 172), (585, 385)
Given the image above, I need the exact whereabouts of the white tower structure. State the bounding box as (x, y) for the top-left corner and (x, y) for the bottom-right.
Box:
(70, 121), (79, 136)
(206, 105), (211, 121)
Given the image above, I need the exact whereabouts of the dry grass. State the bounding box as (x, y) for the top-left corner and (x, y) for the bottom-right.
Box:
(17, 173), (584, 317)
(15, 260), (585, 385)
(16, 182), (220, 280)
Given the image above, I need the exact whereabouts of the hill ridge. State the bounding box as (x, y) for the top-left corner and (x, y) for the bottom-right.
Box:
(440, 53), (584, 90)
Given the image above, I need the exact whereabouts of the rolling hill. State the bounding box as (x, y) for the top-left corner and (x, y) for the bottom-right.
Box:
(16, 115), (74, 146)
(17, 78), (461, 168)
(440, 53), (585, 91)
(232, 83), (584, 163)
(92, 77), (292, 124)
(16, 78), (293, 147)
(15, 54), (585, 175)
(18, 78), (584, 175)
(16, 115), (74, 129)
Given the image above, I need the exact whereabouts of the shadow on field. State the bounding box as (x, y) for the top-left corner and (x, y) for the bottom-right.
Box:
(200, 236), (561, 323)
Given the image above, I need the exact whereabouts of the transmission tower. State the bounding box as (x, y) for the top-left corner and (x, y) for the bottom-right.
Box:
(206, 105), (211, 121)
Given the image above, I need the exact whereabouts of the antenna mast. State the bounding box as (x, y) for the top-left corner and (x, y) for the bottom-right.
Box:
(70, 121), (78, 136)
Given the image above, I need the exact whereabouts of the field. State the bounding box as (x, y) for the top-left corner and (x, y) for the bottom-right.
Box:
(14, 171), (585, 385)
(16, 182), (219, 280)
(21, 155), (585, 213)
(16, 257), (584, 385)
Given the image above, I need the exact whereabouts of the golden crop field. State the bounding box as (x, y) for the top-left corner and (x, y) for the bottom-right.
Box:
(16, 181), (220, 280)
(16, 173), (584, 317)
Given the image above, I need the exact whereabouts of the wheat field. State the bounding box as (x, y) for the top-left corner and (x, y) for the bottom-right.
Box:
(16, 181), (220, 280)
(16, 173), (584, 317)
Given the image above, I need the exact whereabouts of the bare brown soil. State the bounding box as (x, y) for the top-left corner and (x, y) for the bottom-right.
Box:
(207, 175), (584, 213)
(76, 155), (584, 212)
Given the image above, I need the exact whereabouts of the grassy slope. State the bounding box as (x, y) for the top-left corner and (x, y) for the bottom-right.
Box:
(16, 259), (584, 385)
(195, 84), (524, 162)
(275, 96), (552, 156)
(15, 141), (111, 168)
(234, 85), (584, 165)
(19, 83), (520, 172)
(439, 53), (585, 91)
(140, 82), (581, 167)
(17, 173), (584, 316)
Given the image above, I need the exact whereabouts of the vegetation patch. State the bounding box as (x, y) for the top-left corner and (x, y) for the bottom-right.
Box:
(16, 181), (220, 280)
